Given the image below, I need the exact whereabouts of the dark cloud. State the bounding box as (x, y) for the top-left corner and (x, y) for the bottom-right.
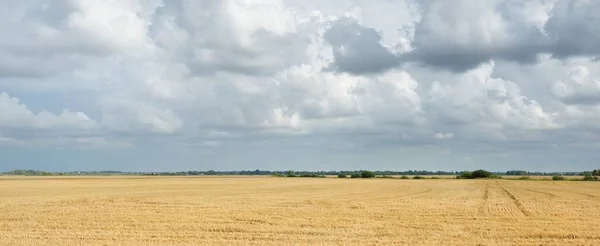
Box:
(561, 94), (600, 105)
(404, 0), (548, 72)
(411, 0), (600, 72)
(324, 0), (600, 74)
(544, 0), (600, 60)
(404, 45), (544, 73)
(323, 17), (400, 74)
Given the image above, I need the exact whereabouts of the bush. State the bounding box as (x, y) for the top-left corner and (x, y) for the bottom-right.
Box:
(552, 175), (566, 181)
(458, 172), (473, 179)
(381, 175), (394, 179)
(286, 170), (296, 177)
(506, 170), (528, 176)
(583, 175), (598, 181)
(458, 170), (496, 179)
(400, 175), (409, 179)
(518, 176), (531, 180)
(361, 170), (376, 178)
(337, 174), (347, 178)
(471, 169), (493, 179)
(299, 173), (325, 178)
(413, 175), (425, 179)
(350, 173), (361, 178)
(431, 176), (440, 179)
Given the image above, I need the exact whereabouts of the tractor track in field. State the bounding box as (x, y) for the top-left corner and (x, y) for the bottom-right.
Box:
(524, 188), (556, 198)
(399, 187), (433, 199)
(497, 182), (530, 217)
(574, 192), (598, 199)
(478, 184), (490, 216)
(526, 187), (597, 199)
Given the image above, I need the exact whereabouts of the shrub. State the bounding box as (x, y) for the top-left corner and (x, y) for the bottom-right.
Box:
(506, 170), (528, 176)
(431, 176), (440, 179)
(413, 175), (425, 179)
(381, 175), (394, 179)
(583, 175), (598, 181)
(552, 175), (566, 181)
(518, 176), (531, 180)
(350, 173), (361, 178)
(286, 170), (296, 177)
(337, 174), (347, 178)
(457, 170), (497, 179)
(299, 173), (325, 178)
(471, 169), (493, 179)
(458, 172), (473, 179)
(361, 170), (376, 178)
(400, 175), (409, 179)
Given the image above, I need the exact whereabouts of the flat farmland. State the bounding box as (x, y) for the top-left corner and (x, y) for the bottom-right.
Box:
(1, 177), (599, 245)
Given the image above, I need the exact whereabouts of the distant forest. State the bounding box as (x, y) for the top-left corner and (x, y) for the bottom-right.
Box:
(1, 169), (593, 177)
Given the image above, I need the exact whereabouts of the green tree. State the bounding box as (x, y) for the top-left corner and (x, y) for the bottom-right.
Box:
(286, 170), (296, 177)
(337, 174), (347, 178)
(583, 175), (595, 181)
(506, 170), (528, 176)
(361, 170), (376, 178)
(456, 170), (495, 179)
(458, 171), (473, 179)
(592, 169), (599, 177)
(583, 171), (598, 181)
(471, 169), (493, 179)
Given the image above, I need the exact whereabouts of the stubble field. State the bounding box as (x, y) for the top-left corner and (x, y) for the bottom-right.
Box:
(1, 176), (599, 245)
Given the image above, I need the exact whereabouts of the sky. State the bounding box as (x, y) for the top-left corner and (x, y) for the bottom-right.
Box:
(1, 0), (600, 172)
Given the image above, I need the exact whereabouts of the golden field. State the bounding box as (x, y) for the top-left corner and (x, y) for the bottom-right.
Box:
(1, 177), (599, 245)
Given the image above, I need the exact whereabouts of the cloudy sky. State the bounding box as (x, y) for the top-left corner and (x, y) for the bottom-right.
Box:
(1, 0), (599, 172)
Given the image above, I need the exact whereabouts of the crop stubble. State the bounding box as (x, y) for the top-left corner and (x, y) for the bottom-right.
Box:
(0, 177), (599, 245)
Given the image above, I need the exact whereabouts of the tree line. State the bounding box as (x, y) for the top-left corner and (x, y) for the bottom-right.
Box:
(3, 168), (598, 180)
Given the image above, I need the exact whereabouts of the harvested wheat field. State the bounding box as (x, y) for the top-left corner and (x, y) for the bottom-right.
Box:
(1, 177), (599, 245)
